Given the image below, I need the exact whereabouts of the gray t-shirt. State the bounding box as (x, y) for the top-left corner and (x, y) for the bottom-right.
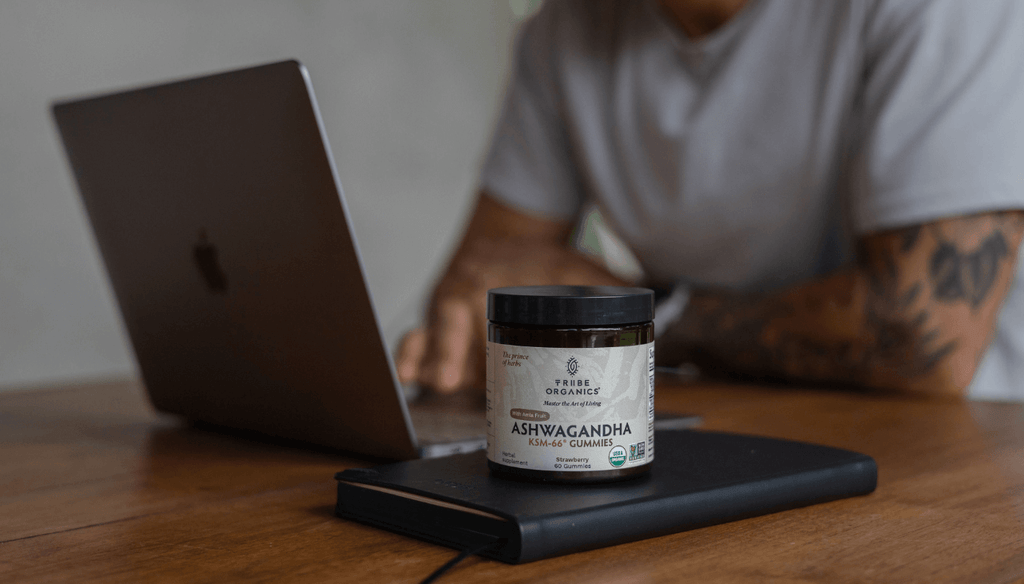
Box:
(479, 0), (1024, 400)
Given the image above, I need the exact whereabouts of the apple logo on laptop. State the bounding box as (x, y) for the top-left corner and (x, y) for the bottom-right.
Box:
(193, 229), (228, 293)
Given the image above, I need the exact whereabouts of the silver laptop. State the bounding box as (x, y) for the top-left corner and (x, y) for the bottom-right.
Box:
(52, 60), (487, 459)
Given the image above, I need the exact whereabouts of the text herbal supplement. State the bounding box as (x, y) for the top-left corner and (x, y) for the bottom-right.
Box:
(486, 285), (655, 482)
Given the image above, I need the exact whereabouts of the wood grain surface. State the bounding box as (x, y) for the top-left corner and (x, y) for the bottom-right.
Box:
(1, 377), (1022, 583)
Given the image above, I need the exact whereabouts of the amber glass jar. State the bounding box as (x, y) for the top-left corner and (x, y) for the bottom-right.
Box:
(486, 285), (655, 483)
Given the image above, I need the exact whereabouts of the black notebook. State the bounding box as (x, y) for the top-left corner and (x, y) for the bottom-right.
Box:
(334, 430), (877, 564)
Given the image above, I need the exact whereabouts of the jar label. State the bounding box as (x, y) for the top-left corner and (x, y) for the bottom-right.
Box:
(486, 341), (655, 473)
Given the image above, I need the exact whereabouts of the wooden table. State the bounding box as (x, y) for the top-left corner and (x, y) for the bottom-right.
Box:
(2, 377), (1022, 583)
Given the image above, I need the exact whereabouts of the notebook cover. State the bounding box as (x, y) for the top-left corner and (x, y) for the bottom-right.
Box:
(334, 430), (877, 564)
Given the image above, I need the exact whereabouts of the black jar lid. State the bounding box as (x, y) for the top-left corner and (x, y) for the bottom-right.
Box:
(487, 285), (654, 327)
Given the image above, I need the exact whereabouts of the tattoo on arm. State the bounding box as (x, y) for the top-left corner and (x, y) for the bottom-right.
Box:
(859, 228), (955, 380)
(929, 226), (1009, 308)
(665, 211), (1024, 391)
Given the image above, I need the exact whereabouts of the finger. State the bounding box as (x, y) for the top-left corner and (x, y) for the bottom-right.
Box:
(422, 299), (477, 394)
(395, 328), (428, 385)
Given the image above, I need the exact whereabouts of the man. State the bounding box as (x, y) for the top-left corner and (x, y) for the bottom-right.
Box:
(397, 0), (1024, 399)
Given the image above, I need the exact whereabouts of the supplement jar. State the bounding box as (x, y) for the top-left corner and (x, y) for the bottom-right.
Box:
(486, 285), (655, 482)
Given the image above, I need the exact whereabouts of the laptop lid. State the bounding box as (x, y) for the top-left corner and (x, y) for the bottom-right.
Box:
(52, 60), (424, 460)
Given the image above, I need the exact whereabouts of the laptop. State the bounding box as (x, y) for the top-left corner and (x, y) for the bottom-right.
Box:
(52, 59), (494, 459)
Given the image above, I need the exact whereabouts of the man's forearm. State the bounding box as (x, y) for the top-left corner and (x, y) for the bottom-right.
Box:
(657, 269), (957, 392)
(656, 212), (1024, 395)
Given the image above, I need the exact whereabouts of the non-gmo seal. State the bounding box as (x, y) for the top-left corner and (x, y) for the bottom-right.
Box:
(608, 445), (627, 467)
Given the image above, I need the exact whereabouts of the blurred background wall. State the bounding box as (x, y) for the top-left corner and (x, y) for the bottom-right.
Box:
(0, 0), (539, 391)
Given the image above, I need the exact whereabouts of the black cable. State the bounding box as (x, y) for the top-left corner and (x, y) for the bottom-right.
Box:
(419, 537), (504, 584)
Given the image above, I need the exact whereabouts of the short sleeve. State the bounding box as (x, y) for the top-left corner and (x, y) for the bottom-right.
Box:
(851, 0), (1024, 233)
(477, 2), (584, 220)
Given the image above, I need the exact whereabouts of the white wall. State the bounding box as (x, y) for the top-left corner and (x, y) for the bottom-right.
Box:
(0, 0), (531, 390)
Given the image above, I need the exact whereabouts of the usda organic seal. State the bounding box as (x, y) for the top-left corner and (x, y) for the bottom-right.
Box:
(609, 445), (627, 467)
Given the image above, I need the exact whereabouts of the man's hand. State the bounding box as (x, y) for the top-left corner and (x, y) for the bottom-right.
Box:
(658, 211), (1024, 395)
(396, 192), (627, 394)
